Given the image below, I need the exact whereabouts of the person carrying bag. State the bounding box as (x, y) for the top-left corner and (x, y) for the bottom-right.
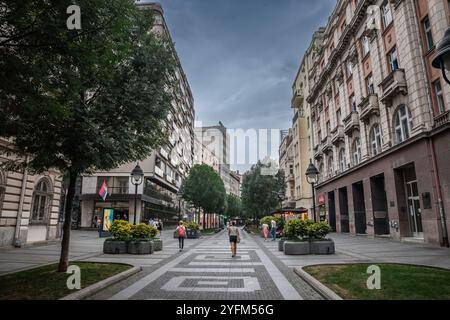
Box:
(176, 221), (187, 252)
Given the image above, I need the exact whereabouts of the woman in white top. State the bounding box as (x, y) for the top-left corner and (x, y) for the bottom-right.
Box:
(228, 221), (240, 257)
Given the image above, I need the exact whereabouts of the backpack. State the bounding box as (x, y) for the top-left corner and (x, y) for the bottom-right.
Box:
(178, 226), (186, 237)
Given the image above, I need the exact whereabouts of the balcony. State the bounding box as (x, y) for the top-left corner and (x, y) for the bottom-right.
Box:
(287, 173), (295, 182)
(359, 94), (379, 123)
(160, 148), (169, 159)
(314, 148), (323, 161)
(321, 136), (332, 154)
(379, 69), (408, 106)
(343, 112), (360, 136)
(434, 110), (449, 127)
(291, 88), (304, 108)
(331, 125), (344, 146)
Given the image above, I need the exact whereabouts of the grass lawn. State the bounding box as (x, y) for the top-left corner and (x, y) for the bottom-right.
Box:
(304, 264), (450, 300)
(0, 262), (131, 300)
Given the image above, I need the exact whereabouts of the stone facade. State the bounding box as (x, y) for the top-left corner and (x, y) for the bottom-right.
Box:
(0, 140), (63, 247)
(295, 0), (450, 246)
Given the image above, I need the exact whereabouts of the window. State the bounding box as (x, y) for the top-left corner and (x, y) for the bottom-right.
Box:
(347, 61), (353, 77)
(366, 74), (375, 95)
(326, 121), (331, 136)
(336, 110), (341, 125)
(339, 149), (346, 172)
(382, 2), (393, 29)
(352, 138), (362, 166)
(0, 171), (5, 214)
(370, 124), (383, 156)
(434, 80), (446, 113)
(362, 36), (370, 56)
(394, 105), (412, 144)
(388, 47), (399, 72)
(31, 179), (52, 222)
(327, 157), (334, 178)
(350, 95), (357, 112)
(423, 16), (434, 50)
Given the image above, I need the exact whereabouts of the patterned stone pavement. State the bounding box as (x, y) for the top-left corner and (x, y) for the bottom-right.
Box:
(89, 229), (322, 300)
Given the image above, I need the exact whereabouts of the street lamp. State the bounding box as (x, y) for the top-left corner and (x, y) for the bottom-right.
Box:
(305, 160), (319, 223)
(176, 190), (183, 222)
(432, 27), (450, 85)
(131, 163), (144, 225)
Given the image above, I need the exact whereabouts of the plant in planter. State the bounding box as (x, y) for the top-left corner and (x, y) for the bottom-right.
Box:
(185, 221), (201, 239)
(127, 224), (158, 255)
(306, 222), (335, 255)
(283, 219), (310, 255)
(103, 220), (131, 254)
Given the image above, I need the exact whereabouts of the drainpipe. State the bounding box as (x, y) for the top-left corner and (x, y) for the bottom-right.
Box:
(14, 157), (28, 248)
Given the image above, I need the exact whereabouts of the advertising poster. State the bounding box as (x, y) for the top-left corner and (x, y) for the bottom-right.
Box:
(103, 208), (114, 231)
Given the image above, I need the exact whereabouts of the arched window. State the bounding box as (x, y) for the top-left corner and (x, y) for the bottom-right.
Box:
(327, 156), (334, 178)
(31, 179), (52, 222)
(394, 105), (412, 144)
(0, 171), (5, 214)
(352, 138), (362, 166)
(370, 124), (383, 156)
(339, 149), (346, 173)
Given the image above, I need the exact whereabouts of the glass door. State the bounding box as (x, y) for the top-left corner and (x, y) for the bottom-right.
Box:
(406, 181), (423, 238)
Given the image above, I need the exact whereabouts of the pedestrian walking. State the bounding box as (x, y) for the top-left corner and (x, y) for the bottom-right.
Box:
(228, 221), (240, 257)
(175, 221), (187, 252)
(262, 223), (269, 241)
(157, 219), (163, 235)
(270, 219), (277, 241)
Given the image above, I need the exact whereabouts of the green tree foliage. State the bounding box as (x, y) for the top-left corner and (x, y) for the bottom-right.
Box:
(224, 194), (242, 218)
(181, 165), (226, 226)
(0, 0), (177, 271)
(241, 162), (281, 221)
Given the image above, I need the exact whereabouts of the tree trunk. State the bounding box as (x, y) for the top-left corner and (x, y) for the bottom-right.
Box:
(58, 170), (78, 272)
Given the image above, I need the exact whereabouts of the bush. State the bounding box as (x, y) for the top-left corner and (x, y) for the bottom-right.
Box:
(131, 224), (157, 240)
(306, 222), (332, 240)
(109, 220), (132, 241)
(284, 219), (308, 240)
(184, 221), (200, 230)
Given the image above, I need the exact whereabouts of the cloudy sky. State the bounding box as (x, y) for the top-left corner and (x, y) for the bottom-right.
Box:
(147, 0), (336, 170)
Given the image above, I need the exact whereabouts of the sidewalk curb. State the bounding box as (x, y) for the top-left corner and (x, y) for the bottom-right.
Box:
(60, 266), (142, 300)
(293, 267), (343, 300)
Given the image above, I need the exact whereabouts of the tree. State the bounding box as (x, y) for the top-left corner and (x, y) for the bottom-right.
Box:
(181, 164), (226, 228)
(0, 1), (177, 272)
(225, 194), (242, 219)
(241, 161), (280, 222)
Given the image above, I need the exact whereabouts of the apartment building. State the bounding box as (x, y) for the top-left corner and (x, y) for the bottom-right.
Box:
(300, 0), (450, 246)
(229, 171), (242, 198)
(279, 129), (296, 208)
(80, 3), (195, 228)
(0, 140), (63, 247)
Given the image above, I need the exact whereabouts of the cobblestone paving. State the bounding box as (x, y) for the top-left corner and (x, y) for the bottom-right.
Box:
(89, 229), (322, 300)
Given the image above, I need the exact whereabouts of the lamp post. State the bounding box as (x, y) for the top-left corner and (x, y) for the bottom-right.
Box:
(305, 160), (319, 223)
(131, 163), (144, 225)
(176, 190), (183, 222)
(277, 190), (286, 223)
(432, 27), (450, 85)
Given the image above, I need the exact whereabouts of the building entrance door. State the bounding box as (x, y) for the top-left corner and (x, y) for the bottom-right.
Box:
(406, 181), (423, 238)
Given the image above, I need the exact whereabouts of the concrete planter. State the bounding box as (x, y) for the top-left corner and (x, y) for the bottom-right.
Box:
(278, 238), (288, 251)
(153, 239), (163, 251)
(103, 240), (128, 254)
(310, 239), (335, 255)
(284, 240), (310, 255)
(127, 241), (154, 255)
(187, 229), (200, 239)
